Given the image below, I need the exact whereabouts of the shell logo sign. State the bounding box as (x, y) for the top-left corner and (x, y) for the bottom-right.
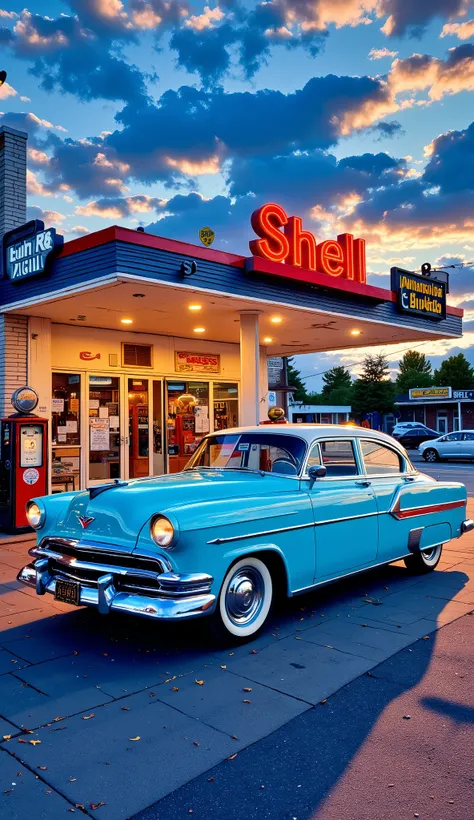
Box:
(249, 203), (366, 284)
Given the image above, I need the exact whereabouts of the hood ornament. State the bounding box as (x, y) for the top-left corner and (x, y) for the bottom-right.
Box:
(78, 515), (95, 529)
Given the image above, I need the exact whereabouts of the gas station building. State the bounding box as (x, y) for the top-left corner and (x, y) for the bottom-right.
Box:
(0, 124), (464, 499)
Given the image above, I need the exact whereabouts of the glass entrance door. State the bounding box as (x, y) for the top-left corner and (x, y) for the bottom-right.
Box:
(87, 374), (164, 484)
(88, 375), (121, 484)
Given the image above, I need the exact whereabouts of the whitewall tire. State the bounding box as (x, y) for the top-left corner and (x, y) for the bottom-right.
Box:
(212, 556), (273, 643)
(404, 544), (442, 573)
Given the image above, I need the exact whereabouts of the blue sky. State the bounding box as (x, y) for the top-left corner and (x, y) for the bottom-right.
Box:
(1, 0), (474, 388)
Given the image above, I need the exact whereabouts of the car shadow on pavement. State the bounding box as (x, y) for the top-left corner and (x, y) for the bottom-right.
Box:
(0, 563), (471, 820)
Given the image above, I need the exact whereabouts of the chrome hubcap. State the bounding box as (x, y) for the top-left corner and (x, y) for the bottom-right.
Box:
(225, 567), (265, 627)
(421, 544), (441, 564)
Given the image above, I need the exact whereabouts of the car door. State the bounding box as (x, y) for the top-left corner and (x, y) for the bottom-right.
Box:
(437, 432), (463, 458)
(358, 438), (413, 563)
(306, 438), (378, 581)
(461, 431), (474, 458)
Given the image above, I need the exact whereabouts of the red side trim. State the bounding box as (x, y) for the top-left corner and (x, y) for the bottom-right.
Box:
(392, 499), (466, 520)
(246, 255), (392, 301)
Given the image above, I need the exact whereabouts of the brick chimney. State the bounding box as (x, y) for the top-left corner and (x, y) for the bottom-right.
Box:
(0, 125), (27, 238)
(0, 125), (29, 416)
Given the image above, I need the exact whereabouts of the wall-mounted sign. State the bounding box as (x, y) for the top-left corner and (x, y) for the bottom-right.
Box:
(11, 386), (39, 415)
(80, 352), (101, 361)
(453, 389), (474, 400)
(391, 268), (446, 321)
(175, 352), (220, 373)
(409, 387), (452, 400)
(199, 227), (215, 247)
(267, 357), (285, 389)
(2, 220), (63, 282)
(249, 203), (366, 283)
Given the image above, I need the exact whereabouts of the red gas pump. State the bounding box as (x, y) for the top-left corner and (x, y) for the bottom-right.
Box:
(0, 387), (48, 533)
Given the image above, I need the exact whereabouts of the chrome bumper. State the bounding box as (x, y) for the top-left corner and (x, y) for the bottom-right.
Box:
(461, 519), (474, 534)
(17, 562), (216, 621)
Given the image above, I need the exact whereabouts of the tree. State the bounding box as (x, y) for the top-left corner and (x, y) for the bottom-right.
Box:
(286, 357), (309, 402)
(396, 350), (433, 394)
(322, 366), (352, 395)
(352, 353), (395, 419)
(433, 353), (474, 389)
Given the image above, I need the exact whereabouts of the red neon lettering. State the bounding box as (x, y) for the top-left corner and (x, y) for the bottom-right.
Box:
(250, 203), (289, 263)
(337, 234), (354, 281)
(353, 238), (366, 284)
(249, 202), (366, 284)
(284, 216), (317, 269)
(317, 240), (344, 277)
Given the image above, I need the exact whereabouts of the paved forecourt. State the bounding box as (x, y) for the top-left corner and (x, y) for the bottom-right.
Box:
(0, 503), (473, 819)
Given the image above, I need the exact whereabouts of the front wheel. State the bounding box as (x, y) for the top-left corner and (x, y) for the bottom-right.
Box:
(404, 544), (442, 573)
(210, 556), (273, 645)
(423, 448), (439, 463)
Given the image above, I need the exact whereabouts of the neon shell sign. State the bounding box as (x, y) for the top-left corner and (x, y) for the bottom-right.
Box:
(249, 203), (366, 284)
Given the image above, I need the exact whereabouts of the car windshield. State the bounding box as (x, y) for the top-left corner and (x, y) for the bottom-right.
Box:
(185, 432), (306, 475)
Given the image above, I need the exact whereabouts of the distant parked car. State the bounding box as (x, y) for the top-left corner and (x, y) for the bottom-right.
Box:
(391, 422), (425, 437)
(392, 426), (439, 449)
(419, 430), (474, 462)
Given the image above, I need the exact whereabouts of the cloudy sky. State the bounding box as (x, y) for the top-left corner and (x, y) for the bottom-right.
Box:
(1, 0), (474, 388)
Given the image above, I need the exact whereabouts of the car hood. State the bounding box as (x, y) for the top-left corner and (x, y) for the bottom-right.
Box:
(52, 470), (298, 551)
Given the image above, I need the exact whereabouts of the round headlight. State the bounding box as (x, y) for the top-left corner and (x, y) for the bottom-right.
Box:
(26, 501), (44, 529)
(150, 515), (175, 548)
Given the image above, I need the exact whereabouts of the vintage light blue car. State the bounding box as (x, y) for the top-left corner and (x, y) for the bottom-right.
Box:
(19, 425), (473, 643)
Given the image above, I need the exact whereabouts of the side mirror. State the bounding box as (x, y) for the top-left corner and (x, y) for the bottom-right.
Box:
(308, 465), (326, 489)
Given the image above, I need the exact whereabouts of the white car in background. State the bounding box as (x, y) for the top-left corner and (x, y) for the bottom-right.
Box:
(419, 431), (474, 462)
(391, 422), (425, 437)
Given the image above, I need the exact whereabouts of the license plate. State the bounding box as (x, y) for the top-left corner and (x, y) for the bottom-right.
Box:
(55, 578), (80, 606)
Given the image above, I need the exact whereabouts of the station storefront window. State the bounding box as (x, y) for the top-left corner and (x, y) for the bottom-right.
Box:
(89, 376), (121, 482)
(51, 373), (81, 493)
(213, 383), (239, 431)
(166, 381), (210, 473)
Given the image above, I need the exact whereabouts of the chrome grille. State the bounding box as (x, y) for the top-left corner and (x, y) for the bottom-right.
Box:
(31, 538), (167, 596)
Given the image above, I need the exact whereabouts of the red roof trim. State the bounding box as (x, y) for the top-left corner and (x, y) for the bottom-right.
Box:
(246, 254), (391, 301)
(59, 225), (245, 267)
(57, 226), (463, 317)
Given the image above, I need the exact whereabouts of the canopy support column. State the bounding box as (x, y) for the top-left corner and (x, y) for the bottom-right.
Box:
(240, 311), (262, 427)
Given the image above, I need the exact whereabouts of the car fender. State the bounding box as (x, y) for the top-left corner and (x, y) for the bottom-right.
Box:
(220, 542), (292, 596)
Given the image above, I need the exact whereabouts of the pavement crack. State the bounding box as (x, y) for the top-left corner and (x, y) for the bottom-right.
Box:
(11, 672), (49, 697)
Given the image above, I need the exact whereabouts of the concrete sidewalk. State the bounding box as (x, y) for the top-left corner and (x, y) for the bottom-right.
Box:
(1, 502), (473, 819)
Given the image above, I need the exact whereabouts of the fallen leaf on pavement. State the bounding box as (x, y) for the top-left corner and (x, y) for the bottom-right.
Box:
(69, 778), (77, 782)
(82, 714), (95, 721)
(3, 735), (11, 741)
(208, 777), (215, 782)
(227, 753), (238, 761)
(220, 665), (227, 670)
(29, 740), (41, 746)
(75, 805), (85, 810)
(172, 687), (179, 692)
(17, 739), (27, 744)
(243, 687), (252, 692)
(231, 735), (239, 740)
(319, 699), (327, 705)
(129, 736), (140, 741)
(423, 636), (430, 640)
(250, 649), (258, 654)
(388, 784), (395, 788)
(121, 707), (130, 711)
(194, 680), (205, 685)
(38, 766), (48, 771)
(243, 699), (251, 704)
(90, 802), (106, 810)
(193, 741), (200, 747)
(403, 715), (411, 720)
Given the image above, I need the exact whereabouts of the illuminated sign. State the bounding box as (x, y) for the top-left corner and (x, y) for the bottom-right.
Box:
(249, 203), (366, 283)
(3, 220), (63, 282)
(175, 352), (220, 373)
(453, 390), (474, 400)
(391, 268), (446, 321)
(409, 387), (452, 400)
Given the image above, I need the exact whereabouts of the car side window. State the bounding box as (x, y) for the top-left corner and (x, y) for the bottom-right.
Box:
(319, 440), (358, 477)
(361, 440), (403, 475)
(463, 432), (474, 441)
(307, 444), (321, 469)
(445, 433), (462, 441)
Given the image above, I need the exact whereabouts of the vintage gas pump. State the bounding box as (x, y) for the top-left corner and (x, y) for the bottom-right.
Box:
(0, 387), (48, 533)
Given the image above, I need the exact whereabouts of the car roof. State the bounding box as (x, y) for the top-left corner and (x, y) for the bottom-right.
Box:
(207, 423), (401, 447)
